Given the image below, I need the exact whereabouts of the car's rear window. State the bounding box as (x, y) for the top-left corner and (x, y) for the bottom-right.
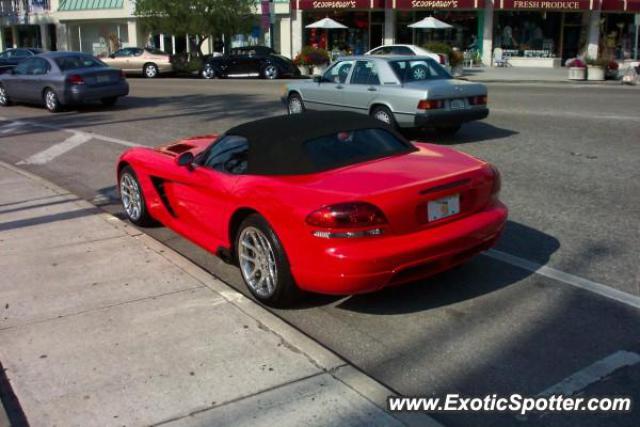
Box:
(303, 128), (414, 172)
(55, 55), (106, 71)
(390, 59), (451, 82)
(146, 48), (166, 55)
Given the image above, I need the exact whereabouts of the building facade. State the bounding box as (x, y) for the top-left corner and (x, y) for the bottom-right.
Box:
(1, 0), (638, 66)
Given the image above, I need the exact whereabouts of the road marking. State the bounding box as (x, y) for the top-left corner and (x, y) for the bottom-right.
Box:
(490, 108), (639, 122)
(16, 133), (92, 165)
(0, 121), (25, 134)
(484, 249), (640, 310)
(0, 116), (140, 147)
(538, 350), (640, 397)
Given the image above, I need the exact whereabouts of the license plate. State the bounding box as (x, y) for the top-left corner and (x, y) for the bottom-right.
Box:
(450, 99), (465, 110)
(96, 74), (111, 83)
(428, 194), (460, 222)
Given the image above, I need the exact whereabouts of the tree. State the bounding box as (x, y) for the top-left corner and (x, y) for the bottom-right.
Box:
(134, 0), (255, 56)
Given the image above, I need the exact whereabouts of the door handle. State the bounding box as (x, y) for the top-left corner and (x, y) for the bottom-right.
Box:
(367, 87), (377, 92)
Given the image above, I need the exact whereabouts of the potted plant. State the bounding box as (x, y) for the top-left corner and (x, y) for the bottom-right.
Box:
(293, 46), (330, 76)
(585, 57), (607, 81)
(293, 49), (312, 76)
(566, 58), (586, 80)
(449, 48), (464, 77)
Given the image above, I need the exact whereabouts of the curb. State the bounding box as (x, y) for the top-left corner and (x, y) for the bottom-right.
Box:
(0, 161), (443, 427)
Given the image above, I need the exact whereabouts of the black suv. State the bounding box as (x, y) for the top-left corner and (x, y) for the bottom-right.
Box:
(201, 46), (299, 80)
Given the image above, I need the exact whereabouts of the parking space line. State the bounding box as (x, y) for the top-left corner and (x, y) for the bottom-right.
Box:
(16, 133), (92, 165)
(485, 249), (640, 310)
(538, 350), (640, 397)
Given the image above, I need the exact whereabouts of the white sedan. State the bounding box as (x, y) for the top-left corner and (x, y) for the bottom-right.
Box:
(365, 44), (449, 67)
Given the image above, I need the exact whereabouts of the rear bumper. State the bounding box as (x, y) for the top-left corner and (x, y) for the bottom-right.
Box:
(157, 63), (174, 73)
(411, 107), (489, 128)
(290, 202), (508, 295)
(63, 81), (129, 104)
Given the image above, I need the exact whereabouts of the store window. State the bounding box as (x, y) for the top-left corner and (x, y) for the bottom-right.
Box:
(396, 11), (478, 50)
(601, 13), (637, 60)
(303, 11), (371, 55)
(68, 22), (129, 57)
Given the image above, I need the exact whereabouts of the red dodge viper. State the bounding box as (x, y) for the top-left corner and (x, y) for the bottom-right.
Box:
(117, 111), (507, 306)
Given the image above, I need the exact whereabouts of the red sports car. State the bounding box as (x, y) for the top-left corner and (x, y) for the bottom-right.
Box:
(117, 111), (507, 306)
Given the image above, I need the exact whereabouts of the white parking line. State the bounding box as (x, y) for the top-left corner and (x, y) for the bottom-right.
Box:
(538, 350), (640, 397)
(485, 249), (640, 310)
(17, 133), (92, 165)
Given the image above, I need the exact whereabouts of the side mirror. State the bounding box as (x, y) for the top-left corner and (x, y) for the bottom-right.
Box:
(312, 75), (322, 83)
(176, 152), (195, 170)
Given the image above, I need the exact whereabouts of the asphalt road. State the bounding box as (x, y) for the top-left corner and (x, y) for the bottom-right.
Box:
(0, 77), (639, 427)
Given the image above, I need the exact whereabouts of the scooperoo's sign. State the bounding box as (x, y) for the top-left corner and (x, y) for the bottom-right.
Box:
(311, 0), (357, 7)
(511, 0), (582, 8)
(410, 0), (459, 7)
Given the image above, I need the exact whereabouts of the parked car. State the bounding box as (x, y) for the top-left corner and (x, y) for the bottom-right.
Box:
(101, 47), (173, 78)
(200, 46), (299, 80)
(282, 56), (488, 136)
(116, 111), (507, 306)
(0, 48), (44, 73)
(0, 51), (129, 112)
(366, 44), (449, 66)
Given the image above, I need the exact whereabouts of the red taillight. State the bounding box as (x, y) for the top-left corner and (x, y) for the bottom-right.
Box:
(437, 54), (447, 65)
(469, 95), (487, 105)
(67, 74), (85, 85)
(306, 202), (387, 229)
(417, 99), (444, 110)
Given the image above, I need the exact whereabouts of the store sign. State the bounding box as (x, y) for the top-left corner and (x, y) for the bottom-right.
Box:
(499, 0), (592, 9)
(294, 0), (384, 8)
(393, 0), (483, 8)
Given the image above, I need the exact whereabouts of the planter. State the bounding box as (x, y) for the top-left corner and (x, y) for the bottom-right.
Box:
(312, 64), (329, 76)
(587, 65), (605, 81)
(297, 65), (311, 76)
(567, 67), (586, 80)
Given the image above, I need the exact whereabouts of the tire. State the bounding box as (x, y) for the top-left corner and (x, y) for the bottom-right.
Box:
(262, 64), (279, 80)
(101, 97), (118, 106)
(287, 93), (305, 115)
(0, 84), (11, 106)
(235, 214), (299, 307)
(370, 105), (397, 129)
(143, 63), (159, 78)
(119, 166), (154, 226)
(43, 88), (62, 113)
(435, 124), (461, 137)
(201, 64), (216, 79)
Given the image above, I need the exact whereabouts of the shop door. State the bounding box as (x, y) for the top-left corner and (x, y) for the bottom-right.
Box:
(370, 24), (383, 50)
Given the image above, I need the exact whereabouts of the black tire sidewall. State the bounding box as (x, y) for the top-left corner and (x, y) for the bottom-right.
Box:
(119, 165), (153, 226)
(235, 214), (298, 307)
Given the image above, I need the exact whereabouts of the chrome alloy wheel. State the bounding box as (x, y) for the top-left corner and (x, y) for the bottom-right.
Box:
(45, 90), (57, 111)
(0, 86), (8, 105)
(120, 173), (142, 221)
(144, 64), (158, 78)
(263, 65), (278, 80)
(411, 66), (427, 80)
(202, 65), (215, 79)
(238, 226), (278, 298)
(374, 109), (392, 124)
(288, 96), (303, 114)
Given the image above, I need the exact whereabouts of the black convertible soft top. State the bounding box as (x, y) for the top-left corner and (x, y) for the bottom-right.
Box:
(226, 111), (415, 175)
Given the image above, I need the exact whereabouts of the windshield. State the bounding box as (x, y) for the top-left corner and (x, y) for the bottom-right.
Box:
(55, 55), (106, 71)
(303, 128), (415, 172)
(389, 59), (451, 82)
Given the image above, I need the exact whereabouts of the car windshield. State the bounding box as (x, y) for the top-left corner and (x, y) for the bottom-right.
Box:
(303, 128), (414, 172)
(389, 59), (451, 82)
(55, 55), (106, 71)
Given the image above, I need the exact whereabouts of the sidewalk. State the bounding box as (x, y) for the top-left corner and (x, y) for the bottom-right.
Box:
(0, 161), (440, 427)
(462, 66), (622, 84)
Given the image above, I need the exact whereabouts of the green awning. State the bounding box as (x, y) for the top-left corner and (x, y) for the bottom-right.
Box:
(58, 0), (124, 11)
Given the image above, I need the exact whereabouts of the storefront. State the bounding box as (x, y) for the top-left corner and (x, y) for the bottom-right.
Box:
(392, 0), (484, 50)
(65, 21), (130, 56)
(493, 0), (593, 66)
(294, 0), (386, 54)
(601, 0), (640, 59)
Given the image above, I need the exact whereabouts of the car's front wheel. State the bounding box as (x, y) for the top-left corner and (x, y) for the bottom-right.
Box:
(370, 105), (397, 129)
(43, 88), (62, 113)
(119, 165), (154, 226)
(236, 214), (299, 307)
(143, 63), (159, 78)
(201, 64), (216, 79)
(287, 93), (305, 115)
(0, 84), (11, 106)
(262, 65), (279, 80)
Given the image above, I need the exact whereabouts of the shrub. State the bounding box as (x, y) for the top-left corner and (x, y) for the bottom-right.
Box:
(566, 58), (586, 68)
(294, 46), (330, 66)
(172, 54), (203, 75)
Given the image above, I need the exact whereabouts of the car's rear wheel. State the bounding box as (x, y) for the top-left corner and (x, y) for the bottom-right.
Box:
(201, 64), (216, 79)
(0, 84), (11, 106)
(101, 97), (118, 106)
(43, 88), (61, 113)
(287, 93), (305, 115)
(371, 105), (397, 129)
(236, 214), (299, 307)
(143, 63), (159, 78)
(262, 65), (279, 80)
(435, 124), (461, 137)
(119, 165), (154, 226)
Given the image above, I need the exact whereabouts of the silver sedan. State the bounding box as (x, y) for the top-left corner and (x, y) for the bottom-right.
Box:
(283, 56), (488, 135)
